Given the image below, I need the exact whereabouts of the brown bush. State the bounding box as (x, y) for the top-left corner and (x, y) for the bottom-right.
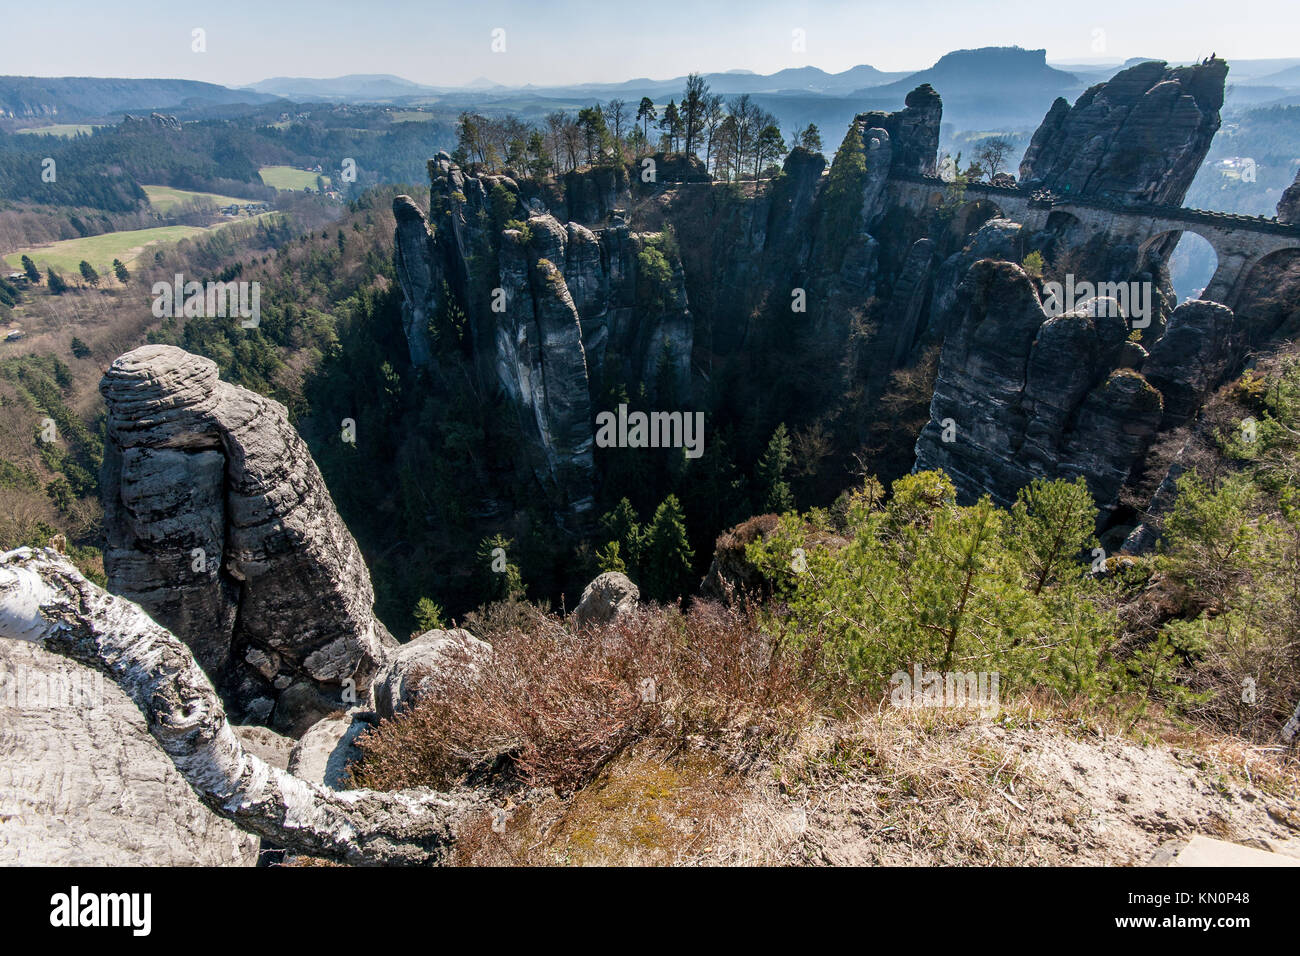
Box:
(349, 599), (839, 794)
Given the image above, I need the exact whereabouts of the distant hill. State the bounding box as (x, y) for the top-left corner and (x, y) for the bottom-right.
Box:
(243, 74), (437, 101)
(0, 76), (282, 122)
(1242, 64), (1300, 88)
(850, 47), (1086, 132)
(858, 47), (1080, 99)
(238, 64), (909, 105)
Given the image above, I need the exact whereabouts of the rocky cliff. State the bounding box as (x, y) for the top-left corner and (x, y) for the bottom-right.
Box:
(913, 259), (1163, 519)
(855, 83), (943, 178)
(1279, 169), (1300, 224)
(393, 152), (694, 524)
(1019, 59), (1227, 205)
(100, 344), (397, 735)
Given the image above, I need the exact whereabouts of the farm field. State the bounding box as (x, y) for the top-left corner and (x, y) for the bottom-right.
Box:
(142, 184), (261, 214)
(259, 165), (330, 190)
(3, 215), (270, 276)
(13, 124), (103, 137)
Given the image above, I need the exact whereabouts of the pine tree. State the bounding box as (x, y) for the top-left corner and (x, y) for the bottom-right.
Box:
(595, 540), (627, 574)
(757, 423), (795, 513)
(815, 124), (869, 269)
(46, 268), (67, 295)
(78, 260), (99, 287)
(799, 123), (823, 152)
(112, 258), (130, 283)
(642, 494), (694, 602)
(21, 255), (40, 283)
(636, 97), (657, 140)
(412, 597), (447, 634)
(599, 497), (643, 575)
(1010, 476), (1097, 594)
(477, 533), (524, 602)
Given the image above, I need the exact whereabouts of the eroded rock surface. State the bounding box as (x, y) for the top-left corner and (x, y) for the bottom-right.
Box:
(0, 638), (259, 865)
(100, 344), (397, 735)
(914, 260), (1163, 516)
(373, 628), (492, 720)
(573, 571), (640, 628)
(392, 152), (695, 523)
(1019, 58), (1227, 205)
(287, 713), (371, 790)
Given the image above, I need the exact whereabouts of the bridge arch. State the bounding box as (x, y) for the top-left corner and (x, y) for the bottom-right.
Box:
(1232, 247), (1300, 345)
(1138, 228), (1219, 303)
(949, 197), (1005, 241)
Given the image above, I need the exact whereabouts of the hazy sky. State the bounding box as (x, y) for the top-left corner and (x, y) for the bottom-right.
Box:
(5, 0), (1298, 86)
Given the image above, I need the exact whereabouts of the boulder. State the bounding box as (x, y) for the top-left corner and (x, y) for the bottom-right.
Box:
(0, 639), (259, 865)
(573, 571), (640, 628)
(287, 713), (373, 790)
(99, 345), (398, 736)
(374, 628), (492, 720)
(233, 724), (295, 771)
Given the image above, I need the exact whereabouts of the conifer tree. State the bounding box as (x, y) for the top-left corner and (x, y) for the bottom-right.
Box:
(757, 423), (795, 513)
(642, 494), (694, 602)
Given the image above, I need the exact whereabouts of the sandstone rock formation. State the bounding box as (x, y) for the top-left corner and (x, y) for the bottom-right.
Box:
(1142, 300), (1238, 429)
(0, 635), (259, 865)
(856, 83), (942, 178)
(373, 627), (491, 720)
(233, 724), (295, 771)
(1278, 169), (1300, 224)
(573, 571), (640, 628)
(99, 344), (397, 735)
(0, 547), (480, 865)
(1019, 59), (1227, 205)
(393, 152), (695, 524)
(287, 712), (372, 790)
(914, 259), (1164, 517)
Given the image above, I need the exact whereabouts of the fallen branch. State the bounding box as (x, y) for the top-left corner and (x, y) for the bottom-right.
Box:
(0, 547), (481, 865)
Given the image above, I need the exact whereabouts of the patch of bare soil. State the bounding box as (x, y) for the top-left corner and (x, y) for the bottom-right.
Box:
(780, 713), (1300, 866)
(448, 704), (1300, 866)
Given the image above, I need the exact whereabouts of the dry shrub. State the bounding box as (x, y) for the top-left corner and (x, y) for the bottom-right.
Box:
(350, 599), (838, 794)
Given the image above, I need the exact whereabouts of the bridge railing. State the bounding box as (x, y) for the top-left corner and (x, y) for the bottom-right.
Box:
(892, 172), (1300, 237)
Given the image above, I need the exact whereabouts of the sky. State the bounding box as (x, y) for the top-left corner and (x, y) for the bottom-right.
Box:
(4, 0), (1298, 87)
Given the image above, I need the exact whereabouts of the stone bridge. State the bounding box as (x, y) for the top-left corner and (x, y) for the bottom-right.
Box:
(889, 174), (1300, 310)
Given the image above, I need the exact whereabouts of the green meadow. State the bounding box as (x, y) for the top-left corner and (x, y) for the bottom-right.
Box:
(142, 184), (260, 214)
(4, 216), (270, 278)
(14, 124), (103, 138)
(259, 165), (331, 190)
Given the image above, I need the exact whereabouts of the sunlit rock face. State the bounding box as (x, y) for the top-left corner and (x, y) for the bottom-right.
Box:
(100, 344), (396, 735)
(392, 152), (693, 524)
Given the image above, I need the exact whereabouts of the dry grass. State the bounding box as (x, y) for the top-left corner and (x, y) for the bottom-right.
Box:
(452, 743), (752, 866)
